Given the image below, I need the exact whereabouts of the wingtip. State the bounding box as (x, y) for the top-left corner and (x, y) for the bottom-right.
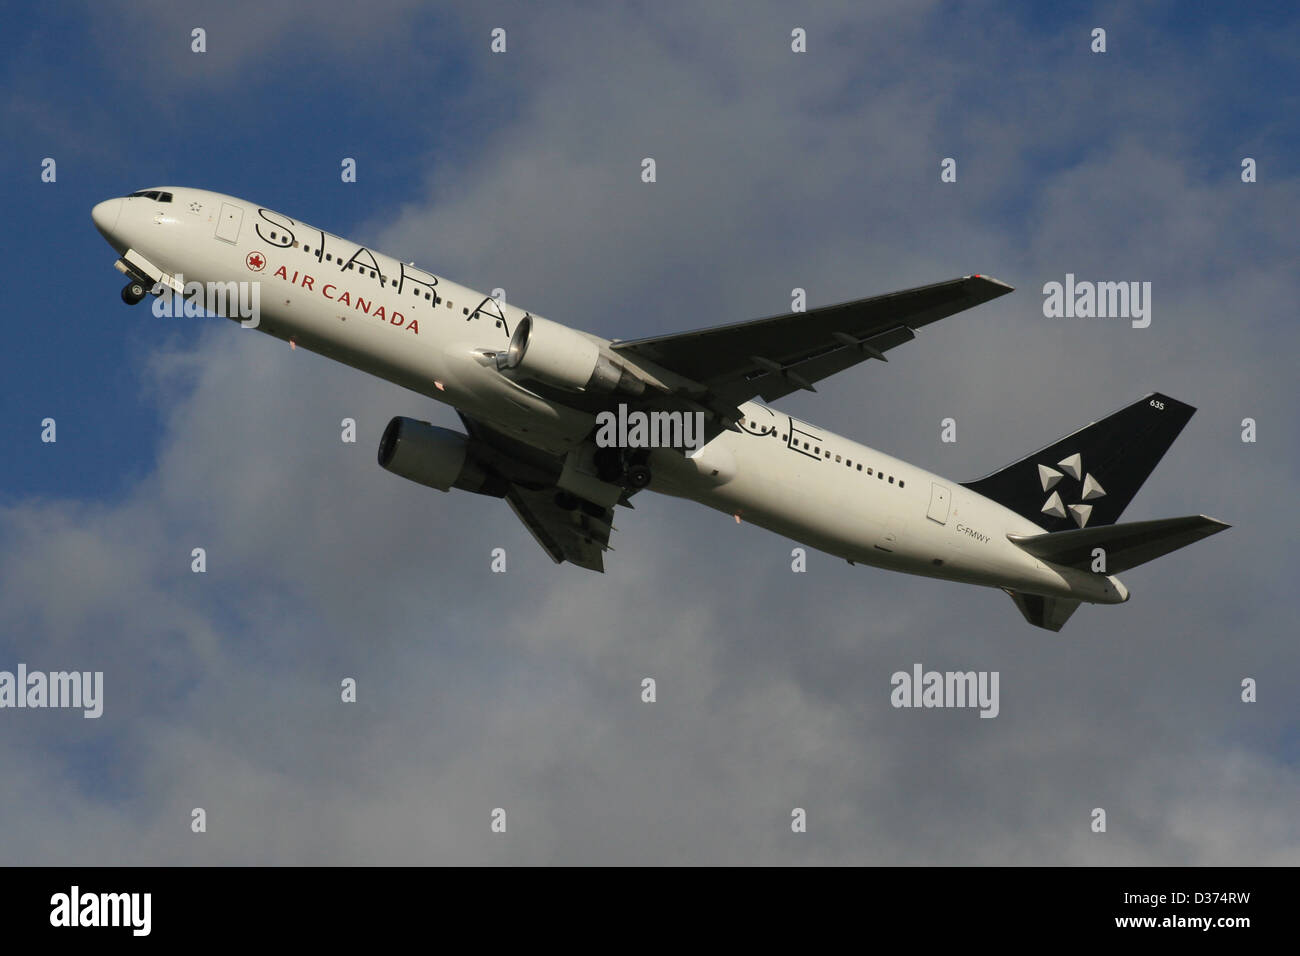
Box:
(970, 274), (1014, 292)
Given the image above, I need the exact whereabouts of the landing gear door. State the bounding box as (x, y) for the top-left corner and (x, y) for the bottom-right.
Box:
(215, 202), (243, 244)
(927, 483), (951, 524)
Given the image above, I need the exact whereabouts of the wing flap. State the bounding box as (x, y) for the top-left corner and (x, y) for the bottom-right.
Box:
(458, 411), (617, 572)
(505, 485), (613, 572)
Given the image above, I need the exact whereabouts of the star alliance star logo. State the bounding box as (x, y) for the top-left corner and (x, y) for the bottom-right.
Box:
(1037, 452), (1105, 527)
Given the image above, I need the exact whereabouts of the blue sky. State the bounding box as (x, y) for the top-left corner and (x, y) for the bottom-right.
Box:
(0, 1), (1296, 864)
(1, 3), (484, 499)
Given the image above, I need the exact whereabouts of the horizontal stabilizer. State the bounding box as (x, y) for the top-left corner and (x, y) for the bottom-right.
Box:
(1007, 515), (1230, 574)
(1004, 590), (1081, 632)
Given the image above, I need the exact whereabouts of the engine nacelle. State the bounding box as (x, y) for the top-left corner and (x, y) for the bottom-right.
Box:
(498, 314), (644, 396)
(377, 418), (503, 496)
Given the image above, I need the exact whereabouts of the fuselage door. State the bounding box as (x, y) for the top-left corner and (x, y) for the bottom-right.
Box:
(215, 202), (243, 244)
(927, 482), (951, 524)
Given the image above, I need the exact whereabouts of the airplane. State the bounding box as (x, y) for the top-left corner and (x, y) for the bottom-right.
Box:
(91, 187), (1229, 631)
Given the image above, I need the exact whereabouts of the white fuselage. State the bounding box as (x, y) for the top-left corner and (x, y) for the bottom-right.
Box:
(92, 188), (1127, 605)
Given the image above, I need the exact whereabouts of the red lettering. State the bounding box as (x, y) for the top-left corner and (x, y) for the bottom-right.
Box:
(337, 291), (351, 305)
(301, 275), (314, 290)
(355, 296), (370, 314)
(405, 319), (418, 334)
(274, 265), (288, 279)
(322, 284), (336, 299)
(392, 311), (405, 326)
(373, 305), (385, 321)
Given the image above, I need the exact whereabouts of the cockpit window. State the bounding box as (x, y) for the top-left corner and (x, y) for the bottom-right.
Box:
(128, 190), (172, 202)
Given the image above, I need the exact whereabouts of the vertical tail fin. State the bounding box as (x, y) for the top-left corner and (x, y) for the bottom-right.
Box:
(961, 393), (1195, 532)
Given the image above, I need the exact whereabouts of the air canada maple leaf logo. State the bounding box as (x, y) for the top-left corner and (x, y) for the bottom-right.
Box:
(245, 251), (266, 272)
(1037, 453), (1106, 528)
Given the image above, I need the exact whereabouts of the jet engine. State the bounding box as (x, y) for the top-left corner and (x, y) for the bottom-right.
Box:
(377, 418), (504, 496)
(497, 314), (645, 396)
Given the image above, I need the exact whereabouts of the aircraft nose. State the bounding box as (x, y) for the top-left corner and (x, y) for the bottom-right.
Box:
(91, 198), (123, 238)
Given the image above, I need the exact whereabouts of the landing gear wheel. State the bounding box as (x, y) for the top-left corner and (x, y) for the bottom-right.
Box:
(625, 464), (652, 489)
(121, 280), (147, 305)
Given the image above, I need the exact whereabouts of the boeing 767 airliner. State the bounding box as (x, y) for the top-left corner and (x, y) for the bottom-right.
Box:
(92, 187), (1228, 630)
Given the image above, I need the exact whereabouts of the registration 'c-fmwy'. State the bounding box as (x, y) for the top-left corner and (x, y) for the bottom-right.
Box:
(92, 188), (1229, 631)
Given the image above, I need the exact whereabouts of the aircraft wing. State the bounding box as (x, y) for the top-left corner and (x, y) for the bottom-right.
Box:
(505, 485), (614, 572)
(457, 412), (616, 572)
(611, 275), (1013, 413)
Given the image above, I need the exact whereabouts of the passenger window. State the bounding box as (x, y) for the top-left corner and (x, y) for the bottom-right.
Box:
(889, 476), (894, 484)
(835, 455), (841, 462)
(867, 467), (873, 475)
(856, 464), (862, 471)
(899, 480), (905, 488)
(159, 192), (172, 202)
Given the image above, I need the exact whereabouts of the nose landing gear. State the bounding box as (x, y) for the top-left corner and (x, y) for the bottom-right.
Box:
(121, 280), (147, 305)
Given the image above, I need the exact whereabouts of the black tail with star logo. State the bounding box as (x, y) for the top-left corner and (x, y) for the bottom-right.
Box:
(961, 393), (1196, 532)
